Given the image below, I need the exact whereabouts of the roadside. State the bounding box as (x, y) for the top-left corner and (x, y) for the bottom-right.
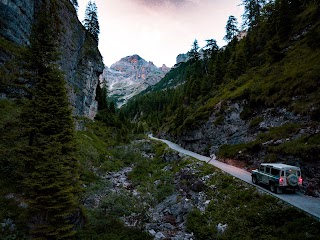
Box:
(149, 134), (320, 220)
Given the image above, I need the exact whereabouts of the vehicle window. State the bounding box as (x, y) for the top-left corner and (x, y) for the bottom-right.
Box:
(271, 168), (280, 176)
(281, 171), (284, 176)
(259, 166), (264, 172)
(266, 167), (271, 174)
(286, 169), (297, 176)
(297, 171), (301, 176)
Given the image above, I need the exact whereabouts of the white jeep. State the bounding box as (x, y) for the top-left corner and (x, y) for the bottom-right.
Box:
(251, 163), (303, 194)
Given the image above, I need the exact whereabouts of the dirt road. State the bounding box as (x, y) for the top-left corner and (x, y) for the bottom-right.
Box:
(149, 134), (320, 220)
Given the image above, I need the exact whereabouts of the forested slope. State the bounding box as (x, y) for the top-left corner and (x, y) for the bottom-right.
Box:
(121, 1), (320, 194)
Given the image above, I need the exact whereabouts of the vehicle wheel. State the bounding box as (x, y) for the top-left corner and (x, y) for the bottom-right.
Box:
(288, 174), (298, 186)
(252, 176), (258, 184)
(270, 183), (276, 193)
(275, 186), (282, 194)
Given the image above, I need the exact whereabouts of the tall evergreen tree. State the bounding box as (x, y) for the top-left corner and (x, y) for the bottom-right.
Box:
(242, 0), (266, 28)
(20, 3), (81, 239)
(224, 15), (239, 42)
(96, 83), (108, 111)
(83, 0), (100, 42)
(188, 39), (200, 61)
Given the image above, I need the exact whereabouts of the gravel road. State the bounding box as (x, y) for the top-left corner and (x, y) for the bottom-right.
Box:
(149, 134), (320, 220)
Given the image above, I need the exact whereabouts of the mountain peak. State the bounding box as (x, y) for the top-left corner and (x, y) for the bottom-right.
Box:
(101, 55), (170, 107)
(120, 54), (143, 63)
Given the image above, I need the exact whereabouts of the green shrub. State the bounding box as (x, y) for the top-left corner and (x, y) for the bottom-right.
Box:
(249, 116), (264, 128)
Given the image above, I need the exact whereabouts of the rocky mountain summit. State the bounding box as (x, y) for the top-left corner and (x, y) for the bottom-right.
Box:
(101, 55), (170, 107)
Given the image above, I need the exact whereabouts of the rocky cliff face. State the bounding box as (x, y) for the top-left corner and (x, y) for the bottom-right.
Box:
(0, 0), (34, 46)
(101, 55), (170, 107)
(176, 53), (189, 64)
(0, 0), (103, 119)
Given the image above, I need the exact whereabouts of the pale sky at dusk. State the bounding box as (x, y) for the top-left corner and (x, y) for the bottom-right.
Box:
(77, 0), (244, 67)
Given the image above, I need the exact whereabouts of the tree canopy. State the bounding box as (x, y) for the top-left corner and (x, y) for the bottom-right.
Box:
(19, 3), (81, 239)
(83, 1), (100, 42)
(224, 15), (239, 42)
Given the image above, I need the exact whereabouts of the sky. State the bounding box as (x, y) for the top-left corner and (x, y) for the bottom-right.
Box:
(77, 0), (244, 67)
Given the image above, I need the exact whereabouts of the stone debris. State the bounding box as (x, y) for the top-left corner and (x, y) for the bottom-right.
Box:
(217, 223), (228, 234)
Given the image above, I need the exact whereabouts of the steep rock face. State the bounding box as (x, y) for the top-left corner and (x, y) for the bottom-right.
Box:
(0, 0), (34, 46)
(0, 0), (103, 119)
(101, 55), (170, 107)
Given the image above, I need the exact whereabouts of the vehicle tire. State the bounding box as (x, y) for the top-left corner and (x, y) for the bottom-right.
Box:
(288, 174), (298, 186)
(252, 176), (258, 184)
(270, 183), (276, 193)
(275, 186), (282, 194)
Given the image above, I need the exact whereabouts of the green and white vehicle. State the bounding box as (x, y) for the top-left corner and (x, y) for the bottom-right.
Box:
(251, 163), (303, 194)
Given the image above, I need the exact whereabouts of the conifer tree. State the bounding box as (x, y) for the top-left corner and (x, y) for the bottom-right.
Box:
(96, 83), (108, 111)
(242, 0), (266, 28)
(188, 39), (200, 61)
(83, 0), (100, 42)
(20, 3), (81, 239)
(224, 15), (239, 42)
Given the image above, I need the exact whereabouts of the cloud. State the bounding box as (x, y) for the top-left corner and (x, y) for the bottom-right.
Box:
(133, 0), (199, 10)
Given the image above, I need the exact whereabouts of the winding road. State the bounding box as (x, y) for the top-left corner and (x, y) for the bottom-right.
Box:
(149, 134), (320, 220)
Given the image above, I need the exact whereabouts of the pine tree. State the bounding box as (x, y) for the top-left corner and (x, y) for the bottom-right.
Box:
(188, 39), (200, 61)
(242, 0), (266, 29)
(20, 3), (81, 239)
(96, 83), (108, 111)
(83, 1), (100, 42)
(224, 15), (239, 42)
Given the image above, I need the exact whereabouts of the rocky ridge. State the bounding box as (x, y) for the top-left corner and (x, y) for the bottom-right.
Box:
(100, 55), (170, 107)
(0, 0), (103, 119)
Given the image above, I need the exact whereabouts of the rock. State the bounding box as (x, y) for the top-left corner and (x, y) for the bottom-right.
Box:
(1, 218), (15, 232)
(1, 0), (103, 119)
(176, 53), (190, 64)
(190, 180), (206, 192)
(101, 55), (170, 107)
(162, 152), (180, 162)
(162, 223), (175, 230)
(148, 229), (156, 236)
(154, 180), (161, 186)
(217, 223), (228, 234)
(162, 165), (172, 171)
(155, 231), (166, 239)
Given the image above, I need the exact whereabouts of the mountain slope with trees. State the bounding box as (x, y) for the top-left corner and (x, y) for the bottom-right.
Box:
(121, 0), (320, 194)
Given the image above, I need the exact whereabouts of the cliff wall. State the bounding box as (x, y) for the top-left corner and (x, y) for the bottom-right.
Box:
(0, 0), (103, 119)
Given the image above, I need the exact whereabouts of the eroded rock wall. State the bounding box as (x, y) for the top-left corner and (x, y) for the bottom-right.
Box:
(0, 0), (103, 119)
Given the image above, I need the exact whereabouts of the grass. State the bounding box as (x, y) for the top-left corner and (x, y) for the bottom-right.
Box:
(185, 163), (320, 240)
(0, 99), (28, 239)
(217, 122), (319, 163)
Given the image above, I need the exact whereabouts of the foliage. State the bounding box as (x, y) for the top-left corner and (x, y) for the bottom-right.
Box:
(217, 123), (320, 163)
(224, 15), (239, 42)
(122, 1), (320, 140)
(77, 210), (152, 240)
(17, 3), (81, 239)
(241, 0), (266, 29)
(186, 164), (320, 240)
(188, 39), (200, 61)
(83, 1), (100, 42)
